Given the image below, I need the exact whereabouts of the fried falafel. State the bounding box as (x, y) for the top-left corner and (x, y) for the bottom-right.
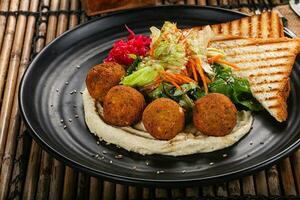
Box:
(103, 85), (145, 126)
(193, 93), (237, 136)
(142, 98), (185, 140)
(86, 62), (125, 102)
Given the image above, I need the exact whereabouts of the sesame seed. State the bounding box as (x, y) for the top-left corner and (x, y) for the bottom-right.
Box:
(209, 162), (214, 166)
(56, 88), (59, 92)
(96, 141), (100, 145)
(75, 114), (79, 118)
(73, 90), (77, 93)
(80, 91), (83, 94)
(95, 154), (99, 158)
(132, 166), (137, 170)
(156, 170), (164, 174)
(102, 150), (107, 154)
(260, 141), (264, 145)
(76, 65), (80, 69)
(60, 119), (64, 123)
(115, 155), (123, 159)
(222, 153), (228, 158)
(109, 160), (113, 163)
(65, 81), (69, 85)
(250, 141), (253, 145)
(182, 170), (186, 174)
(69, 119), (72, 122)
(63, 125), (67, 129)
(145, 161), (150, 166)
(70, 91), (73, 95)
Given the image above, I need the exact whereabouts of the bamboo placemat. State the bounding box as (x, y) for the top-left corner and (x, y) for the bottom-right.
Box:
(0, 0), (299, 199)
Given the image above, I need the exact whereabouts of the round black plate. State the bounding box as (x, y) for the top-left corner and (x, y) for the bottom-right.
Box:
(20, 6), (300, 187)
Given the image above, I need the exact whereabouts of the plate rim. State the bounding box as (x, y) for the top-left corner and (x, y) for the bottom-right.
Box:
(19, 5), (300, 187)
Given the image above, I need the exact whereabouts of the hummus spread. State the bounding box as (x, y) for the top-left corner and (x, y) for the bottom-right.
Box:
(83, 88), (253, 156)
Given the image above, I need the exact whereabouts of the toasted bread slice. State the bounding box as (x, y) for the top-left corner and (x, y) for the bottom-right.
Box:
(183, 10), (284, 38)
(210, 37), (300, 122)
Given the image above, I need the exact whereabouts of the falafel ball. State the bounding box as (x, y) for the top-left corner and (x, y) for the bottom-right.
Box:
(142, 98), (185, 140)
(103, 85), (145, 126)
(86, 62), (125, 102)
(193, 93), (237, 137)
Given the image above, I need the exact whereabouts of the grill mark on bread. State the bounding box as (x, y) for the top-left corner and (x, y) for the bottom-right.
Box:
(252, 88), (280, 93)
(231, 55), (295, 64)
(249, 71), (289, 77)
(225, 48), (292, 57)
(254, 79), (284, 85)
(268, 104), (281, 109)
(213, 40), (298, 49)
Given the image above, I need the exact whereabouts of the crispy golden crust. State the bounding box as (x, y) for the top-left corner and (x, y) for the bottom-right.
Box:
(86, 62), (125, 102)
(103, 85), (145, 126)
(142, 98), (185, 140)
(193, 93), (237, 136)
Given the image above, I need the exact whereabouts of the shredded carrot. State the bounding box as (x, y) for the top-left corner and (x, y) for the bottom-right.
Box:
(207, 54), (223, 63)
(181, 68), (188, 76)
(175, 74), (195, 83)
(194, 57), (208, 94)
(141, 78), (161, 91)
(170, 80), (181, 89)
(205, 76), (212, 84)
(216, 59), (240, 70)
(188, 60), (198, 82)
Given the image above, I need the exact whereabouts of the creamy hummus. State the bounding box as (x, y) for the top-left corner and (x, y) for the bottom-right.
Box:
(83, 88), (253, 156)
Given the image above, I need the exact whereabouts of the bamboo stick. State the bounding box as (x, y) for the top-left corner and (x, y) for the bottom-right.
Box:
(128, 186), (138, 199)
(0, 0), (10, 52)
(155, 188), (168, 198)
(5, 0), (39, 191)
(171, 189), (184, 198)
(207, 0), (218, 5)
(0, 1), (31, 199)
(216, 183), (228, 196)
(48, 1), (70, 198)
(267, 166), (281, 195)
(228, 180), (241, 196)
(242, 176), (256, 195)
(62, 167), (78, 200)
(254, 171), (268, 196)
(186, 187), (199, 197)
(76, 173), (89, 199)
(102, 181), (115, 200)
(187, 0), (196, 4)
(0, 0), (20, 164)
(89, 177), (101, 200)
(279, 158), (297, 195)
(22, 141), (41, 200)
(115, 184), (127, 200)
(292, 150), (300, 194)
(22, 1), (50, 200)
(202, 186), (215, 196)
(36, 0), (60, 198)
(7, 123), (29, 200)
(69, 0), (79, 28)
(142, 188), (150, 199)
(197, 0), (207, 5)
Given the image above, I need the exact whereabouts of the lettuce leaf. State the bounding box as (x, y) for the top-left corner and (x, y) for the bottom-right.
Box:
(121, 66), (160, 87)
(208, 64), (263, 111)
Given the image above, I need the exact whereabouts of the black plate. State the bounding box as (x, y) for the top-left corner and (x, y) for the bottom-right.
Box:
(20, 6), (300, 187)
